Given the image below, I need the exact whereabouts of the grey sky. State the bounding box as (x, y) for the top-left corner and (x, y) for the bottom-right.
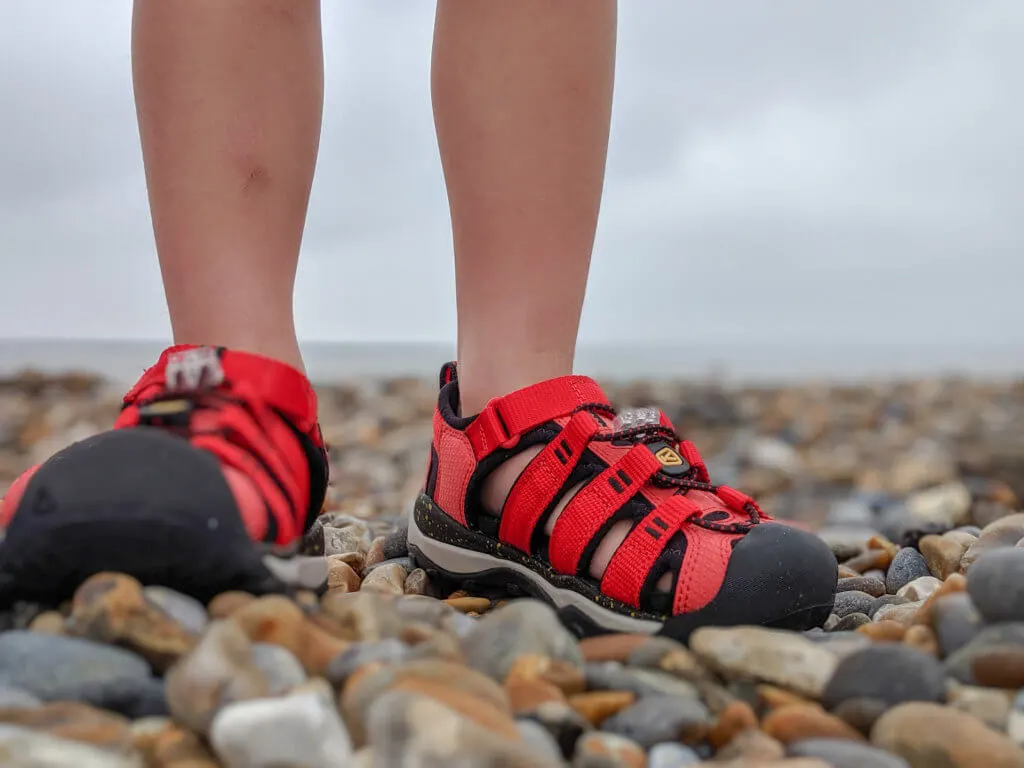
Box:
(0, 1), (1021, 349)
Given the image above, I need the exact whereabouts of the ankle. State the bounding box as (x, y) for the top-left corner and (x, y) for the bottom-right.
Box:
(456, 351), (574, 416)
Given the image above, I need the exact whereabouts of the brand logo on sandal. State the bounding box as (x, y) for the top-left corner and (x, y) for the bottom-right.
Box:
(655, 447), (683, 466)
(166, 347), (224, 391)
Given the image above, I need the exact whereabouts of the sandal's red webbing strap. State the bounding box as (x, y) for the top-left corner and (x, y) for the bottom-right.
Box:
(600, 494), (699, 608)
(465, 376), (610, 460)
(124, 346), (319, 434)
(673, 524), (744, 614)
(498, 412), (599, 554)
(549, 444), (662, 576)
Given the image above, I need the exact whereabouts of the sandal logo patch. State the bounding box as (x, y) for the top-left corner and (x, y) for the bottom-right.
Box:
(655, 446), (683, 466)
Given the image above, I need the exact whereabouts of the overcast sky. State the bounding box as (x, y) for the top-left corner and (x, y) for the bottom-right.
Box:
(0, 2), (1021, 350)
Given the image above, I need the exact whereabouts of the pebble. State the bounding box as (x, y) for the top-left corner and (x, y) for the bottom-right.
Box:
(580, 635), (649, 663)
(0, 630), (152, 703)
(362, 537), (387, 571)
(326, 555), (361, 594)
(904, 482), (972, 529)
(896, 576), (941, 602)
(945, 623), (1024, 684)
(230, 595), (348, 675)
(833, 613), (871, 631)
(903, 625), (939, 657)
(447, 596), (493, 613)
(600, 695), (710, 749)
(931, 592), (982, 657)
(573, 731), (646, 768)
(142, 586), (209, 635)
(360, 562), (408, 596)
(250, 643), (307, 695)
(714, 727), (786, 762)
(462, 600), (583, 683)
(321, 517), (373, 557)
(869, 595), (911, 618)
(381, 524), (409, 560)
(871, 701), (1024, 768)
(647, 741), (701, 767)
(27, 611), (65, 635)
(708, 700), (759, 749)
(919, 533), (970, 580)
(509, 677), (566, 714)
(871, 602), (922, 627)
(404, 568), (428, 595)
(325, 638), (412, 688)
(321, 591), (405, 642)
(507, 654), (586, 697)
(821, 645), (945, 710)
(164, 620), (270, 735)
(0, 686), (41, 709)
(885, 548), (931, 595)
(762, 704), (866, 744)
(521, 702), (592, 759)
(690, 626), (838, 699)
(76, 675), (169, 719)
(518, 719), (566, 763)
(833, 697), (890, 736)
(585, 661), (700, 699)
(857, 621), (906, 643)
(961, 513), (1024, 571)
(209, 682), (353, 768)
(0, 700), (134, 753)
(947, 683), (1013, 730)
(837, 576), (886, 598)
(967, 548), (1024, 623)
(0, 724), (143, 768)
(787, 738), (911, 768)
(832, 591), (875, 619)
(971, 646), (1024, 689)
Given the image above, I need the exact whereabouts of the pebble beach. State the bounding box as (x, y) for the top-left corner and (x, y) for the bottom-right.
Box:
(1, 368), (1024, 767)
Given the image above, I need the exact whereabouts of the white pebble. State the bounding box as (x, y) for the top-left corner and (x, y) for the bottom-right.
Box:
(897, 575), (943, 602)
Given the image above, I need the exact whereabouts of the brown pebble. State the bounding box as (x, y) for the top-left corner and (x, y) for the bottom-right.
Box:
(506, 676), (566, 714)
(843, 548), (894, 573)
(833, 697), (889, 736)
(904, 624), (939, 657)
(208, 591), (255, 619)
(393, 679), (521, 741)
(154, 723), (220, 766)
(568, 690), (637, 726)
(857, 620), (907, 643)
(973, 647), (1024, 689)
(709, 700), (759, 748)
(0, 701), (132, 752)
(914, 572), (967, 627)
(757, 685), (813, 712)
(67, 572), (197, 671)
(919, 534), (969, 580)
(403, 568), (428, 595)
(326, 556), (361, 594)
(445, 596), (492, 613)
(575, 732), (646, 768)
(579, 633), (650, 662)
(867, 535), (899, 557)
(363, 537), (386, 570)
(837, 565), (860, 579)
(505, 654), (586, 696)
(230, 594), (348, 674)
(715, 727), (786, 762)
(28, 610), (66, 635)
(763, 703), (867, 745)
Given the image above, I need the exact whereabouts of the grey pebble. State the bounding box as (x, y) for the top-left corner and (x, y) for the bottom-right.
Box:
(0, 630), (151, 702)
(600, 695), (709, 749)
(945, 622), (1024, 684)
(966, 548), (1024, 624)
(0, 686), (41, 709)
(932, 592), (982, 657)
(833, 613), (872, 631)
(363, 556), (415, 575)
(381, 523), (410, 560)
(585, 662), (699, 699)
(517, 719), (565, 763)
(788, 737), (910, 768)
(821, 644), (945, 710)
(77, 675), (169, 719)
(325, 639), (412, 688)
(521, 702), (592, 760)
(251, 643), (307, 695)
(837, 576), (886, 598)
(885, 547), (931, 594)
(142, 586), (208, 634)
(832, 590), (875, 618)
(0, 724), (142, 768)
(647, 742), (701, 767)
(869, 594), (911, 619)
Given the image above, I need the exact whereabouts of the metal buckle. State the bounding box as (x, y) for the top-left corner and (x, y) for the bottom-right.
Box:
(165, 347), (224, 392)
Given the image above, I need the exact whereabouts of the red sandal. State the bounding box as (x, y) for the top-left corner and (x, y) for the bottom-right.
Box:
(408, 363), (837, 640)
(0, 345), (328, 605)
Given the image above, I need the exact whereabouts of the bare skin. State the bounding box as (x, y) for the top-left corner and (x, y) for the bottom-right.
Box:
(133, 1), (634, 580)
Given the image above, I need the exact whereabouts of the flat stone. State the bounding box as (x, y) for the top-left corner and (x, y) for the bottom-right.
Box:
(832, 591), (875, 619)
(961, 513), (1024, 572)
(833, 697), (889, 737)
(0, 724), (143, 768)
(788, 738), (910, 768)
(871, 701), (1024, 768)
(945, 623), (1024, 684)
(0, 630), (152, 703)
(325, 638), (412, 689)
(972, 647), (1024, 689)
(599, 695), (710, 749)
(896, 576), (942, 602)
(229, 595), (348, 675)
(869, 595), (911, 619)
(837, 576), (886, 598)
(647, 741), (701, 767)
(885, 548), (931, 595)
(931, 592), (982, 657)
(573, 731), (646, 768)
(584, 661), (700, 699)
(967, 548), (1024, 624)
(76, 675), (169, 719)
(463, 600), (583, 683)
(360, 562), (408, 596)
(947, 684), (1014, 730)
(141, 587), (208, 635)
(833, 613), (871, 632)
(821, 645), (944, 710)
(871, 602), (922, 627)
(762, 703), (866, 745)
(690, 627), (838, 699)
(919, 533), (970, 580)
(0, 701), (134, 753)
(250, 643), (307, 695)
(326, 556), (361, 594)
(210, 682), (353, 768)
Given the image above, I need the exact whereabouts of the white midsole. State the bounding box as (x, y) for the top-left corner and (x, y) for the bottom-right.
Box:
(407, 514), (664, 636)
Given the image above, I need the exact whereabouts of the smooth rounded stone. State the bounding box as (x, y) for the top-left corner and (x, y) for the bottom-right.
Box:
(932, 592), (982, 657)
(141, 586), (208, 635)
(714, 727), (786, 762)
(28, 612), (66, 635)
(821, 645), (945, 710)
(573, 731), (646, 768)
(805, 631), (872, 660)
(690, 626), (839, 699)
(787, 738), (910, 768)
(366, 690), (561, 768)
(521, 702), (592, 759)
(827, 499), (876, 529)
(321, 515), (374, 556)
(404, 568), (429, 595)
(325, 638), (412, 688)
(321, 591), (405, 642)
(956, 525), (983, 537)
(871, 701), (1024, 768)
(945, 623), (1024, 684)
(905, 482), (972, 529)
(76, 675), (169, 719)
(947, 683), (1014, 730)
(362, 538), (387, 571)
(0, 700), (135, 753)
(961, 513), (1024, 572)
(919, 533), (971, 580)
(833, 613), (871, 632)
(972, 647), (1024, 689)
(871, 602), (923, 627)
(599, 695), (710, 749)
(648, 741), (701, 767)
(967, 548), (1024, 624)
(581, 635), (650, 663)
(165, 620), (270, 735)
(0, 630), (152, 703)
(364, 555), (415, 576)
(844, 549), (893, 575)
(359, 562), (408, 596)
(837, 576), (886, 598)
(896, 576), (942, 602)
(0, 686), (41, 709)
(833, 591), (875, 619)
(381, 522), (409, 560)
(0, 724), (143, 768)
(210, 682), (353, 768)
(517, 719), (564, 763)
(858, 620), (906, 643)
(228, 595), (346, 676)
(903, 625), (939, 657)
(885, 548), (931, 595)
(869, 595), (911, 618)
(762, 703), (866, 744)
(326, 556), (361, 594)
(250, 643), (307, 695)
(833, 697), (890, 736)
(463, 600), (583, 683)
(585, 662), (700, 699)
(823, 615), (840, 631)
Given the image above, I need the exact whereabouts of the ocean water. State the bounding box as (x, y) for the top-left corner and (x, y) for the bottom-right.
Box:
(0, 338), (1020, 385)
